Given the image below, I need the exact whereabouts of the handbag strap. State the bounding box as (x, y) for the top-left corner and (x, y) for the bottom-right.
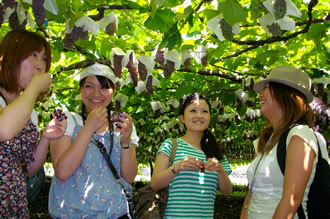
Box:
(169, 138), (178, 166)
(277, 126), (321, 219)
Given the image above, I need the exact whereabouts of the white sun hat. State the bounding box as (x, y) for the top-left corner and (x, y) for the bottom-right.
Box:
(254, 66), (313, 103)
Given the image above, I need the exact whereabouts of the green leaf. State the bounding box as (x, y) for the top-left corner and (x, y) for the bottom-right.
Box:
(175, 81), (194, 99)
(218, 0), (247, 26)
(144, 9), (176, 33)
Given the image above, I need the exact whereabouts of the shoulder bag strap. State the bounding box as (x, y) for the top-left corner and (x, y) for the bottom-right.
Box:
(169, 138), (177, 166)
(276, 126), (322, 219)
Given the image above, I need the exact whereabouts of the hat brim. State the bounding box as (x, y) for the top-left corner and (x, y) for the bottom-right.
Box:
(254, 78), (313, 103)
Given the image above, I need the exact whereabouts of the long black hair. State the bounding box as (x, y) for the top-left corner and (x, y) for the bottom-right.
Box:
(179, 92), (224, 161)
(79, 75), (115, 125)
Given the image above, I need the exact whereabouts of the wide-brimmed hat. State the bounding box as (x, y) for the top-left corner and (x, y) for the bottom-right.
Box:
(79, 63), (117, 83)
(254, 66), (313, 103)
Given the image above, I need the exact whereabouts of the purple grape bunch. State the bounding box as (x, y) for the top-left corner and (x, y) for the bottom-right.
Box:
(111, 112), (126, 123)
(53, 109), (67, 121)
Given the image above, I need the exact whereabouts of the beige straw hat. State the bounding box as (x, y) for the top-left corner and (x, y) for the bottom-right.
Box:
(254, 66), (313, 103)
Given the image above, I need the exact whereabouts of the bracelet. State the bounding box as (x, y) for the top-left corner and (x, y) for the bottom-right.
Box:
(121, 143), (130, 149)
(170, 165), (177, 174)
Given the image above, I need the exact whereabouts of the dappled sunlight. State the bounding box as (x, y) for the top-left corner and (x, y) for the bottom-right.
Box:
(83, 176), (94, 199)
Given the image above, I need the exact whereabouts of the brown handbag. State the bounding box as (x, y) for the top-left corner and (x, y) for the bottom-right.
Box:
(135, 138), (177, 219)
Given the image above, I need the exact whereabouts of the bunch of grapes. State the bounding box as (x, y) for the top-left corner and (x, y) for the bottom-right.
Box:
(105, 21), (116, 36)
(9, 10), (26, 30)
(3, 0), (15, 8)
(138, 61), (147, 81)
(201, 55), (208, 66)
(53, 109), (67, 121)
(113, 54), (124, 78)
(64, 26), (87, 49)
(32, 0), (45, 26)
(267, 23), (281, 36)
(111, 112), (126, 123)
(184, 57), (191, 67)
(155, 50), (165, 65)
(146, 75), (153, 94)
(220, 19), (233, 40)
(115, 100), (121, 112)
(0, 8), (4, 27)
(274, 0), (286, 20)
(169, 104), (175, 112)
(164, 60), (175, 78)
(126, 52), (138, 87)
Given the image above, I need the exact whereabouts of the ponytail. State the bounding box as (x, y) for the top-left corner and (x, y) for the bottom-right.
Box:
(201, 129), (224, 161)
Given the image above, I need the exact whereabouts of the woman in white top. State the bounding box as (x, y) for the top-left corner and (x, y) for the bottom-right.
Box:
(240, 66), (327, 219)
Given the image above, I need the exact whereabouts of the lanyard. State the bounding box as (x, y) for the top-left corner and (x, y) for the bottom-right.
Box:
(245, 134), (273, 209)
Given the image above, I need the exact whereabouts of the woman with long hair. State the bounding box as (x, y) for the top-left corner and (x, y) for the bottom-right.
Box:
(240, 66), (328, 218)
(151, 92), (232, 218)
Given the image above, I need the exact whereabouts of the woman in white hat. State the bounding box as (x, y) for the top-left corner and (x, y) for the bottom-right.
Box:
(48, 63), (139, 218)
(240, 66), (328, 218)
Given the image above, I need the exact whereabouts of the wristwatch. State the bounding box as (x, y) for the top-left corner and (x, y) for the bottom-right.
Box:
(170, 165), (177, 174)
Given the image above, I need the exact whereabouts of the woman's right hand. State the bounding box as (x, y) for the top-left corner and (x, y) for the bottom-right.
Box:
(85, 107), (108, 133)
(29, 73), (51, 94)
(175, 156), (204, 172)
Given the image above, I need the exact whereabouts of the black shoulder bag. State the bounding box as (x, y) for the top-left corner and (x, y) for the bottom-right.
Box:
(277, 127), (330, 219)
(93, 130), (137, 219)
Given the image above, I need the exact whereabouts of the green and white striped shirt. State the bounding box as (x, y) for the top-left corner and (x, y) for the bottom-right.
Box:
(157, 138), (232, 218)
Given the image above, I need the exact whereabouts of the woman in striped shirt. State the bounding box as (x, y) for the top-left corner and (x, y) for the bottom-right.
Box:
(151, 92), (232, 218)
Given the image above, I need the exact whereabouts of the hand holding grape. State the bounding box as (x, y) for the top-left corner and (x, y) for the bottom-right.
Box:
(43, 109), (67, 140)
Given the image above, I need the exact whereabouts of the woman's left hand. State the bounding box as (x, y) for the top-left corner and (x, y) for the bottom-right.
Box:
(42, 118), (67, 140)
(115, 112), (133, 146)
(204, 157), (225, 174)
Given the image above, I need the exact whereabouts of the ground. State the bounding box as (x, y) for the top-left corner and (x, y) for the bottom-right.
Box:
(29, 177), (246, 219)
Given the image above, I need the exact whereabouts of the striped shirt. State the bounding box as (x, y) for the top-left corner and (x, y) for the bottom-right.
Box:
(157, 138), (232, 218)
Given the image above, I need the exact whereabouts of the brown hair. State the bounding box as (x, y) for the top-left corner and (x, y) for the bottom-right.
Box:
(0, 30), (51, 93)
(257, 82), (315, 154)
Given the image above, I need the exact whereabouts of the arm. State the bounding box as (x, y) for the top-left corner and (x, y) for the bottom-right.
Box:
(50, 107), (107, 181)
(204, 158), (232, 197)
(151, 154), (203, 191)
(118, 113), (138, 184)
(0, 73), (51, 141)
(150, 152), (176, 191)
(27, 118), (67, 177)
(120, 144), (137, 184)
(240, 188), (250, 219)
(272, 136), (315, 219)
